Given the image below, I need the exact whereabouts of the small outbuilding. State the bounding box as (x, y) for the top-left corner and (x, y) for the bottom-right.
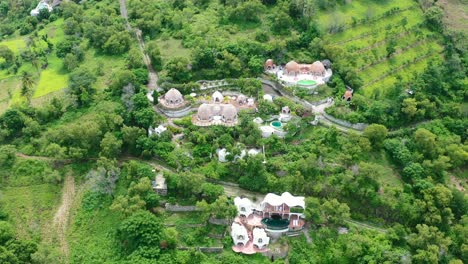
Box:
(152, 173), (167, 196)
(212, 91), (224, 103)
(342, 90), (353, 101)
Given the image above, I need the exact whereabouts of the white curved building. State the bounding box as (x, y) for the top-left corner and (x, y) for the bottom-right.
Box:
(212, 91), (224, 103)
(234, 197), (254, 217)
(231, 222), (249, 246)
(253, 228), (270, 249)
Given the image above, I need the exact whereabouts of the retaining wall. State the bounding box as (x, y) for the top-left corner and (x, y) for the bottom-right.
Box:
(322, 112), (368, 131)
(165, 203), (200, 212)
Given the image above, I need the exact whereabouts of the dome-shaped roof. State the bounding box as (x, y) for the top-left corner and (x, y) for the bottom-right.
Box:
(164, 88), (183, 103)
(311, 61), (326, 75)
(222, 104), (237, 121)
(285, 61), (300, 73)
(265, 59), (274, 67)
(197, 104), (212, 120)
(212, 105), (222, 115)
(322, 59), (332, 69)
(212, 91), (224, 103)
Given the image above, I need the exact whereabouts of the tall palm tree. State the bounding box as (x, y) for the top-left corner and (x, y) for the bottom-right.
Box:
(21, 71), (35, 99)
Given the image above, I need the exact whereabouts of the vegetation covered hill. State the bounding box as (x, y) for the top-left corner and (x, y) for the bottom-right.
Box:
(0, 0), (466, 263)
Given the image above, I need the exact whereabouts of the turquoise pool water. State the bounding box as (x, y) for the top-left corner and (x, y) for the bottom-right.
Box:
(271, 121), (282, 128)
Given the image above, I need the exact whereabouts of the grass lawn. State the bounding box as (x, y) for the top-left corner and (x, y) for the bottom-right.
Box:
(0, 183), (62, 241)
(0, 37), (27, 54)
(34, 56), (68, 98)
(157, 38), (191, 61)
(165, 212), (206, 226)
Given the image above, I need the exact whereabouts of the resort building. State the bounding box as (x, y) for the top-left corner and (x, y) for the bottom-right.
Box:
(197, 103), (238, 123)
(265, 59), (333, 89)
(234, 197), (254, 217)
(252, 228), (270, 249)
(231, 192), (306, 254)
(192, 91), (257, 126)
(212, 91), (224, 103)
(231, 222), (249, 246)
(279, 106), (292, 122)
(159, 88), (185, 108)
(31, 1), (53, 16)
(218, 148), (261, 163)
(259, 192), (305, 232)
(148, 125), (167, 137)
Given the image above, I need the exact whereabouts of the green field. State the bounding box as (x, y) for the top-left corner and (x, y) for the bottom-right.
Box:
(34, 56), (69, 98)
(0, 37), (27, 54)
(0, 183), (62, 240)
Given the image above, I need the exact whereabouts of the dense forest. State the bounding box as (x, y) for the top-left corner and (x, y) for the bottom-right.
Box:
(0, 0), (466, 263)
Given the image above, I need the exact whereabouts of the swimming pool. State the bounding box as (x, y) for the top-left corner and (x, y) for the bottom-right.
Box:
(297, 79), (317, 86)
(270, 121), (282, 129)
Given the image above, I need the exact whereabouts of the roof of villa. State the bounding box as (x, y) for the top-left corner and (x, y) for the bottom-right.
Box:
(197, 103), (212, 119)
(222, 104), (237, 119)
(164, 88), (183, 101)
(311, 61), (326, 73)
(231, 222), (248, 237)
(285, 61), (300, 72)
(261, 192), (305, 209)
(253, 228), (268, 240)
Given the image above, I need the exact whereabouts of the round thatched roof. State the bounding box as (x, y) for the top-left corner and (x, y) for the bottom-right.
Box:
(197, 104), (212, 120)
(285, 61), (300, 73)
(164, 88), (183, 103)
(311, 61), (326, 75)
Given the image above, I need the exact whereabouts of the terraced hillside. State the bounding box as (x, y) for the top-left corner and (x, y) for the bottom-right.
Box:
(319, 0), (444, 98)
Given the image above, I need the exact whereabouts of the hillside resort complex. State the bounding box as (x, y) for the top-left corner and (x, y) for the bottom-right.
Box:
(264, 59), (333, 89)
(231, 192), (305, 254)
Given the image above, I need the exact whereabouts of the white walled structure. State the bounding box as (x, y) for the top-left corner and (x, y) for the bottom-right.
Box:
(231, 222), (249, 246)
(30, 1), (53, 16)
(234, 197), (254, 217)
(253, 228), (270, 249)
(148, 125), (167, 137)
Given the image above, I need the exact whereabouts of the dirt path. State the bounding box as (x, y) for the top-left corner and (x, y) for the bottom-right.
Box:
(119, 0), (161, 93)
(53, 175), (76, 263)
